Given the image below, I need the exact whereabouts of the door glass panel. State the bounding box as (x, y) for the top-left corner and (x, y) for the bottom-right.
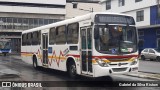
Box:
(87, 28), (92, 49)
(88, 51), (92, 72)
(81, 27), (93, 73)
(82, 51), (87, 71)
(42, 34), (48, 65)
(43, 34), (46, 49)
(81, 29), (86, 49)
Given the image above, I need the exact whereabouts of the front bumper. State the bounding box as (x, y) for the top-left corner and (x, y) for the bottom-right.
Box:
(93, 63), (139, 77)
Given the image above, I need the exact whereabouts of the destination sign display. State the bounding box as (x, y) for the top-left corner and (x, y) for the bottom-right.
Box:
(95, 14), (135, 25)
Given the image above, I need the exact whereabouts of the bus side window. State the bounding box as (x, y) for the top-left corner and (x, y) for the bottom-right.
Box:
(32, 31), (39, 45)
(49, 27), (55, 45)
(38, 31), (41, 45)
(67, 23), (79, 44)
(26, 33), (29, 45)
(55, 25), (66, 44)
(22, 34), (27, 46)
(26, 33), (32, 45)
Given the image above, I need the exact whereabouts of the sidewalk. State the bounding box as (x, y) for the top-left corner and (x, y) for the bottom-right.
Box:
(126, 72), (160, 80)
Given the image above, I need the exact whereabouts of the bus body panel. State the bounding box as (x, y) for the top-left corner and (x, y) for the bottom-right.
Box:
(21, 12), (139, 78)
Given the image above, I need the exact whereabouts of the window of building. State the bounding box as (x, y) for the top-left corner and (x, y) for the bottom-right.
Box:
(34, 19), (39, 26)
(138, 31), (144, 36)
(44, 19), (49, 25)
(49, 19), (54, 24)
(136, 10), (144, 22)
(49, 27), (56, 44)
(73, 3), (78, 8)
(106, 0), (111, 10)
(39, 19), (44, 25)
(119, 0), (125, 7)
(135, 0), (142, 2)
(55, 25), (66, 44)
(28, 18), (34, 29)
(156, 29), (160, 35)
(67, 23), (79, 44)
(0, 17), (61, 30)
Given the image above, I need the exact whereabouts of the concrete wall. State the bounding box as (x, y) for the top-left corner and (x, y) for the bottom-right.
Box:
(0, 6), (66, 15)
(100, 0), (156, 13)
(65, 2), (102, 19)
(0, 0), (66, 5)
(100, 0), (157, 27)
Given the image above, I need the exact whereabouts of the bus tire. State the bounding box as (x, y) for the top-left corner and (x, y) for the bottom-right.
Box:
(68, 61), (77, 78)
(33, 56), (38, 69)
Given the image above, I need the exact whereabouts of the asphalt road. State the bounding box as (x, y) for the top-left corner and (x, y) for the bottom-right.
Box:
(139, 60), (160, 74)
(0, 55), (159, 90)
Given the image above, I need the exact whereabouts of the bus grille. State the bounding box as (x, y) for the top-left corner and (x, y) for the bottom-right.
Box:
(112, 68), (127, 72)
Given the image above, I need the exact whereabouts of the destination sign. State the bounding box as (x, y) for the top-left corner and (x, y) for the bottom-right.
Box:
(95, 14), (135, 25)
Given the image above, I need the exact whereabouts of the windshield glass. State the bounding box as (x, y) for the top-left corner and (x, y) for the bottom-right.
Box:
(0, 40), (11, 49)
(94, 25), (137, 54)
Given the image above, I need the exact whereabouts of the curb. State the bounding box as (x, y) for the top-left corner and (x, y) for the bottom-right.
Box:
(125, 72), (160, 80)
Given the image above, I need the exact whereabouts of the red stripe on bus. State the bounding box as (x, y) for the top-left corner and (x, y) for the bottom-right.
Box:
(67, 54), (138, 59)
(21, 52), (38, 54)
(92, 55), (138, 59)
(67, 54), (80, 58)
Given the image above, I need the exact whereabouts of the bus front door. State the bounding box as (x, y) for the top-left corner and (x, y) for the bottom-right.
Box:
(42, 33), (48, 67)
(80, 27), (92, 75)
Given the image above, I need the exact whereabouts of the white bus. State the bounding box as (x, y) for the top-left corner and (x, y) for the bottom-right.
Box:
(21, 12), (139, 78)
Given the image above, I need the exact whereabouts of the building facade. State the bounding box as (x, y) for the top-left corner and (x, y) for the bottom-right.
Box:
(0, 0), (66, 53)
(66, 0), (101, 19)
(100, 0), (160, 52)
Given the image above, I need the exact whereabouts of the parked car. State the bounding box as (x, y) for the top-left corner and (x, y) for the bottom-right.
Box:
(140, 48), (160, 61)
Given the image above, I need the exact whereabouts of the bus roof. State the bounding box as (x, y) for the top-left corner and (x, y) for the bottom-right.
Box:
(22, 12), (133, 34)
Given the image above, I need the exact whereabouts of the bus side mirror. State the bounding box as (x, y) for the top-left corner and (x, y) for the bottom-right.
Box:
(94, 28), (99, 39)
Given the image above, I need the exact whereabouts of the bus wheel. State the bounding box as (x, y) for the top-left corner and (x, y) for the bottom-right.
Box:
(33, 56), (38, 69)
(68, 62), (77, 78)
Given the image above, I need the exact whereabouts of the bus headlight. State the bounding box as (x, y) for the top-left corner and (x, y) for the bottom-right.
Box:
(130, 59), (138, 65)
(95, 58), (109, 67)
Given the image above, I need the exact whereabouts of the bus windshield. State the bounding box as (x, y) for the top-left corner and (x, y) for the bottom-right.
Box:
(0, 40), (11, 49)
(94, 25), (137, 54)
